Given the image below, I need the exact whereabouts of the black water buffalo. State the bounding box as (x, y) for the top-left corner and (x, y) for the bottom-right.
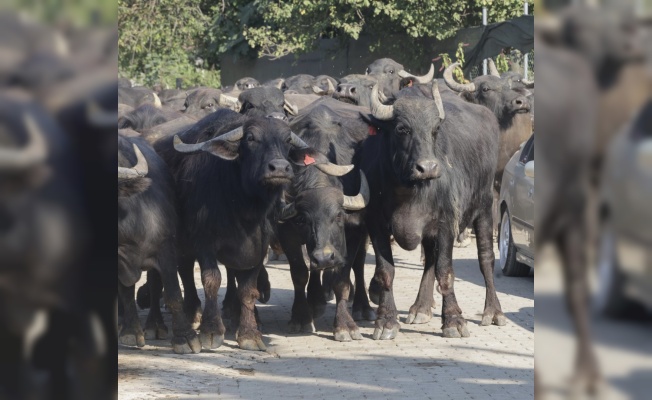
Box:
(118, 133), (200, 354)
(118, 104), (182, 132)
(154, 109), (348, 350)
(284, 74), (315, 94)
(354, 83), (505, 340)
(366, 58), (434, 99)
(158, 89), (188, 111)
(312, 75), (338, 95)
(0, 96), (87, 397)
(183, 87), (222, 117)
(234, 77), (260, 91)
(443, 62), (532, 233)
(118, 86), (161, 108)
(263, 78), (287, 91)
(332, 74), (378, 108)
(278, 98), (375, 340)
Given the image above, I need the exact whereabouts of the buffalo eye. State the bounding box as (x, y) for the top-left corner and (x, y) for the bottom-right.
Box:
(388, 70), (394, 74)
(247, 134), (255, 142)
(397, 127), (410, 136)
(207, 102), (214, 107)
(295, 215), (306, 224)
(482, 87), (490, 92)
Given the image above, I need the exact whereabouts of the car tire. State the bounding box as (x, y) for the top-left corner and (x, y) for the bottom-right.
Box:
(593, 226), (640, 318)
(498, 209), (530, 277)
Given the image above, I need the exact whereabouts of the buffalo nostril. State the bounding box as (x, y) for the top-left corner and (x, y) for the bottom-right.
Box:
(268, 163), (276, 172)
(337, 86), (343, 93)
(515, 99), (523, 106)
(350, 87), (356, 94)
(416, 164), (425, 174)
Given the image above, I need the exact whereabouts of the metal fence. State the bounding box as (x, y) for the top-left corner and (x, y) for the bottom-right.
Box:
(468, 48), (534, 80)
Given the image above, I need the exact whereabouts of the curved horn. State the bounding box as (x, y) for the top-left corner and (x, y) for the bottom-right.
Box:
(278, 201), (297, 221)
(326, 79), (335, 95)
(284, 99), (298, 116)
(87, 101), (117, 127)
(377, 89), (388, 104)
(118, 144), (148, 179)
(522, 78), (534, 88)
(275, 79), (285, 90)
(314, 161), (354, 177)
(312, 85), (325, 95)
(173, 127), (244, 153)
(398, 63), (435, 83)
(443, 62), (476, 93)
(289, 132), (308, 148)
(487, 58), (500, 77)
(218, 94), (241, 111)
(0, 113), (48, 170)
(431, 81), (445, 120)
(370, 85), (394, 120)
(342, 171), (370, 211)
(152, 92), (162, 108)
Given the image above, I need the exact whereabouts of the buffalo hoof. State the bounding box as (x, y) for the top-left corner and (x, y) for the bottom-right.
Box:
(288, 320), (315, 334)
(405, 302), (433, 324)
(235, 331), (267, 351)
(352, 306), (377, 321)
(144, 324), (168, 340)
(172, 332), (201, 354)
(372, 319), (400, 340)
(442, 316), (470, 338)
(333, 327), (363, 342)
(568, 370), (606, 399)
(119, 330), (145, 348)
(199, 331), (224, 350)
(368, 281), (381, 305)
(481, 309), (507, 326)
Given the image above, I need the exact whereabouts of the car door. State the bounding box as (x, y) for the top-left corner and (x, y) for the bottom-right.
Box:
(511, 135), (534, 257)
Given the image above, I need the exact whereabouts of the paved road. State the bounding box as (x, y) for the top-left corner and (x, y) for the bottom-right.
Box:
(118, 239), (534, 399)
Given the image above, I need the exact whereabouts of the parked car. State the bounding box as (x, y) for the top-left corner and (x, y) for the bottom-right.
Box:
(498, 134), (534, 276)
(594, 100), (652, 317)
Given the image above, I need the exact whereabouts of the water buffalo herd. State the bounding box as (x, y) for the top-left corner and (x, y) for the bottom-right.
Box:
(118, 57), (533, 354)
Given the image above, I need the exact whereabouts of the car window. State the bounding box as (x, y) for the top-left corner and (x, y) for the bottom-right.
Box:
(520, 135), (534, 164)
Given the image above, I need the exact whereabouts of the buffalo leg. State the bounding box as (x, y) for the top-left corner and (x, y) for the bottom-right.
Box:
(178, 253), (201, 329)
(158, 243), (201, 354)
(307, 270), (327, 319)
(320, 268), (335, 302)
(196, 253), (225, 350)
(436, 227), (470, 338)
(367, 219), (400, 340)
(474, 210), (506, 326)
(558, 226), (601, 393)
(233, 265), (266, 351)
(406, 237), (438, 324)
(117, 282), (144, 347)
(350, 232), (376, 321)
(143, 269), (168, 339)
(257, 265), (271, 304)
(222, 268), (239, 323)
(333, 230), (366, 341)
(282, 239), (315, 333)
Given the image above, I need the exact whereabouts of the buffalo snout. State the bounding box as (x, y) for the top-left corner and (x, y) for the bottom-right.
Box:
(510, 96), (531, 113)
(412, 159), (440, 180)
(310, 245), (339, 269)
(268, 159), (291, 173)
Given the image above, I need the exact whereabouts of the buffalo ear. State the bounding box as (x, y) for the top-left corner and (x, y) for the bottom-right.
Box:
(461, 91), (475, 102)
(118, 177), (152, 197)
(203, 140), (240, 160)
(359, 112), (390, 134)
(288, 146), (324, 166)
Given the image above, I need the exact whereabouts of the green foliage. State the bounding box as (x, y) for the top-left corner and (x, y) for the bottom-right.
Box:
(242, 0), (533, 59)
(119, 0), (220, 87)
(496, 52), (510, 73)
(438, 42), (467, 83)
(118, 0), (533, 86)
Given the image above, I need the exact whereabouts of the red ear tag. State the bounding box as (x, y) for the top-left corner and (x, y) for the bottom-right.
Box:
(368, 125), (377, 136)
(408, 79), (413, 87)
(304, 154), (316, 165)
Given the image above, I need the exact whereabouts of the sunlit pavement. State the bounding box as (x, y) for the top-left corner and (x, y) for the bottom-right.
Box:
(118, 239), (534, 399)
